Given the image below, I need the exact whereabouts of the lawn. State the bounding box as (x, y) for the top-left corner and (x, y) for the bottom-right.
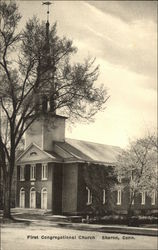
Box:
(1, 222), (157, 250)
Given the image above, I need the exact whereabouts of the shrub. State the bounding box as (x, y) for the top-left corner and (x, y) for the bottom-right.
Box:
(83, 214), (158, 226)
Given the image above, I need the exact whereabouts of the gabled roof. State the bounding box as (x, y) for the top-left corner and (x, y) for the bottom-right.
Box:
(54, 138), (122, 165)
(16, 139), (121, 165)
(16, 142), (62, 164)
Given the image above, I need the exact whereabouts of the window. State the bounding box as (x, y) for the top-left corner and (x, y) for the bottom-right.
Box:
(103, 189), (106, 204)
(86, 187), (92, 205)
(141, 191), (146, 205)
(30, 151), (37, 156)
(20, 188), (25, 208)
(30, 164), (36, 180)
(20, 165), (25, 181)
(151, 190), (156, 205)
(117, 189), (121, 205)
(42, 163), (48, 180)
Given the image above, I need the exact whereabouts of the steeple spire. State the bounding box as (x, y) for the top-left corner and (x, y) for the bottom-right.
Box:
(42, 1), (52, 23)
(42, 1), (52, 48)
(41, 1), (56, 115)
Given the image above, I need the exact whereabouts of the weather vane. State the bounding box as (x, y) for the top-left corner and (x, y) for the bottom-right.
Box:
(42, 1), (52, 23)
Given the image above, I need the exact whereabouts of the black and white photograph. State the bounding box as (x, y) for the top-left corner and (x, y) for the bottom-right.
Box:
(0, 0), (157, 250)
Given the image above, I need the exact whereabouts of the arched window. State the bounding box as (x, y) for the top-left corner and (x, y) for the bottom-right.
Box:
(41, 187), (47, 210)
(30, 187), (36, 208)
(20, 187), (25, 208)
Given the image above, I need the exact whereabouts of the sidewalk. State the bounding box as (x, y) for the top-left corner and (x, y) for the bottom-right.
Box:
(1, 208), (158, 237)
(14, 216), (158, 237)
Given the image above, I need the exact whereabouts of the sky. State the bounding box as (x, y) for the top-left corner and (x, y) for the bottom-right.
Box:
(17, 0), (157, 148)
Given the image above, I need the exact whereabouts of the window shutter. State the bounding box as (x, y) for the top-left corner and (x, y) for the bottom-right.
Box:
(17, 166), (20, 180)
(36, 164), (41, 181)
(25, 165), (30, 181)
(34, 165), (36, 180)
(46, 164), (48, 179)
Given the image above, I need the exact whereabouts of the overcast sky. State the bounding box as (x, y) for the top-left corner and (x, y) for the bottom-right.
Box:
(17, 0), (157, 147)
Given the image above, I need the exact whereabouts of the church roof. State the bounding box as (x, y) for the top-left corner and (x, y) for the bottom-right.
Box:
(16, 143), (62, 164)
(17, 139), (122, 166)
(54, 138), (122, 165)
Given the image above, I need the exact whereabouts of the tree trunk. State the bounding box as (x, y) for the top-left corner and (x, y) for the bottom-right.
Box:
(127, 197), (134, 226)
(3, 174), (12, 219)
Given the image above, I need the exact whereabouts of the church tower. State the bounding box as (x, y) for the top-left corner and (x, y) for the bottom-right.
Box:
(25, 2), (67, 151)
(38, 1), (56, 114)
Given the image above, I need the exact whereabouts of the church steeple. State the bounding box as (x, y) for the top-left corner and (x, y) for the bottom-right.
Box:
(46, 20), (49, 47)
(42, 1), (51, 23)
(42, 1), (51, 63)
(41, 1), (56, 114)
(25, 1), (66, 151)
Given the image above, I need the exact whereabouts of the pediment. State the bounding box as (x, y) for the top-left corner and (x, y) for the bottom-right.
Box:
(17, 143), (56, 164)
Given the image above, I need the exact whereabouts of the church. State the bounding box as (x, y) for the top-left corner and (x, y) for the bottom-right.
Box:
(15, 5), (157, 216)
(16, 110), (122, 215)
(16, 109), (158, 215)
(15, 8), (122, 215)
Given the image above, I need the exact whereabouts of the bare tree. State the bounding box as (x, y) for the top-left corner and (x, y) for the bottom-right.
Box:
(115, 135), (157, 221)
(148, 132), (158, 151)
(0, 2), (109, 219)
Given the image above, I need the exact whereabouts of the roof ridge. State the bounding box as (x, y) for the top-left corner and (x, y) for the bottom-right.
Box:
(65, 138), (122, 149)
